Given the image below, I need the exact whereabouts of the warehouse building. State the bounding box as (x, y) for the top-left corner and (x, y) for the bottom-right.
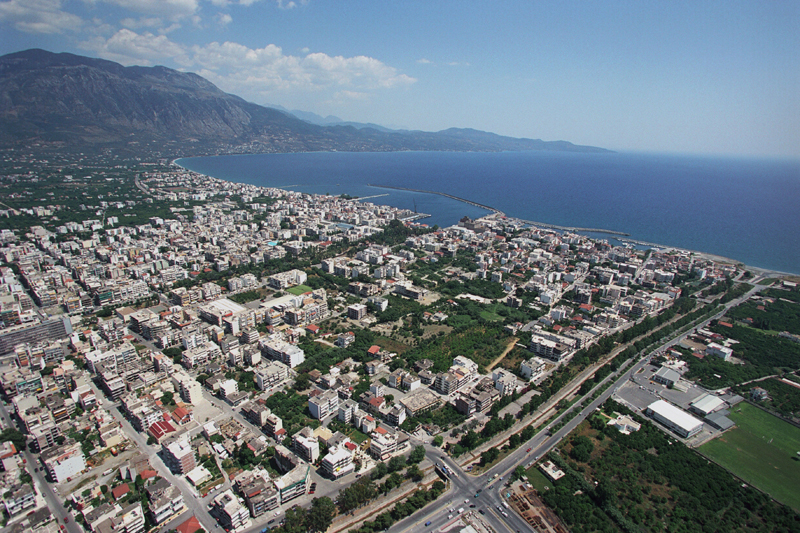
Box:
(689, 393), (726, 417)
(645, 400), (703, 438)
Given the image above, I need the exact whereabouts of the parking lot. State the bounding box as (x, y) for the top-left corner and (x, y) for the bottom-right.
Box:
(612, 363), (723, 446)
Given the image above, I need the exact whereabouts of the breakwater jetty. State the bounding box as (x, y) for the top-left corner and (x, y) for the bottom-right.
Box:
(368, 183), (629, 237)
(368, 184), (501, 214)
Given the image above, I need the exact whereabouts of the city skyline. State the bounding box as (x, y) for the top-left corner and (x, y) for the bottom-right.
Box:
(1, 0), (798, 158)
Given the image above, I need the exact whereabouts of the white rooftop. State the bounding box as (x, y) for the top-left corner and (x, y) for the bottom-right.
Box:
(647, 400), (703, 433)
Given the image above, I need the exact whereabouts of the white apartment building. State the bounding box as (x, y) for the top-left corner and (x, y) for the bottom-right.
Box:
(40, 440), (86, 483)
(369, 431), (398, 461)
(292, 428), (319, 464)
(212, 489), (249, 531)
(321, 444), (355, 479)
(255, 361), (289, 390)
(308, 390), (339, 420)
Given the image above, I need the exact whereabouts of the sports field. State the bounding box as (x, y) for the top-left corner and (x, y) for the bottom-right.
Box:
(286, 284), (313, 295)
(699, 402), (800, 511)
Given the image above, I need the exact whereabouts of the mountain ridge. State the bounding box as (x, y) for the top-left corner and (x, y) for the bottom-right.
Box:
(0, 49), (611, 157)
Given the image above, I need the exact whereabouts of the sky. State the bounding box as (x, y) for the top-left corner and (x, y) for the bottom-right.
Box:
(1, 1), (798, 158)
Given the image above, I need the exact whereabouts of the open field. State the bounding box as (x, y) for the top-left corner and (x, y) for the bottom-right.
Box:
(699, 402), (800, 511)
(524, 465), (554, 494)
(287, 284), (313, 295)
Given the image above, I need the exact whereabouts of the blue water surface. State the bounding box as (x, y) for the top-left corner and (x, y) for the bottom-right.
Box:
(177, 151), (800, 274)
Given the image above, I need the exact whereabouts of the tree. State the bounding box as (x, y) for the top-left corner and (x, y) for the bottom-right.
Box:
(147, 436), (157, 445)
(100, 485), (109, 494)
(371, 461), (388, 480)
(432, 435), (444, 447)
(307, 496), (336, 532)
(294, 373), (311, 391)
(161, 392), (174, 406)
(408, 445), (426, 464)
(512, 465), (527, 481)
(388, 455), (406, 473)
(0, 428), (26, 451)
(480, 448), (500, 466)
(406, 464), (423, 482)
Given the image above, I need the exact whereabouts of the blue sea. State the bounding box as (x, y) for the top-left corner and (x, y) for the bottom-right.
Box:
(177, 151), (800, 274)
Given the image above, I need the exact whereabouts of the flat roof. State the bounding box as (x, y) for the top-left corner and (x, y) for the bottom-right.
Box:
(647, 400), (703, 433)
(655, 366), (680, 383)
(690, 393), (725, 414)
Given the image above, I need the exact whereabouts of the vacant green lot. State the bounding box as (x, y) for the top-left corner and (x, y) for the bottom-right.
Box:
(699, 402), (800, 511)
(525, 465), (554, 494)
(287, 284), (313, 295)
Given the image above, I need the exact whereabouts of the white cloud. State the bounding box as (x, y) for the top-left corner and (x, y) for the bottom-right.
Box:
(335, 90), (370, 101)
(0, 0), (83, 34)
(80, 28), (188, 66)
(120, 16), (163, 29)
(417, 58), (432, 64)
(300, 47), (309, 54)
(159, 22), (181, 34)
(216, 12), (232, 25)
(92, 0), (199, 20)
(276, 0), (305, 9)
(80, 30), (414, 101)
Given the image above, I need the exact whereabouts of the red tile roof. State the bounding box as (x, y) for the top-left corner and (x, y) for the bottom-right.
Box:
(111, 483), (130, 500)
(367, 345), (380, 355)
(175, 515), (202, 533)
(148, 420), (176, 440)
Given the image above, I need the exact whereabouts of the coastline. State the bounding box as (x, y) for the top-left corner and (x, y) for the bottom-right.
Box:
(172, 157), (794, 278)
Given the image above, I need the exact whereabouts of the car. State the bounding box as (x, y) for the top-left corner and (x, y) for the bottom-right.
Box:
(425, 521), (432, 526)
(448, 515), (452, 519)
(469, 504), (476, 508)
(526, 448), (532, 453)
(268, 519), (275, 524)
(64, 517), (70, 524)
(478, 509), (485, 515)
(476, 489), (482, 494)
(464, 499), (469, 503)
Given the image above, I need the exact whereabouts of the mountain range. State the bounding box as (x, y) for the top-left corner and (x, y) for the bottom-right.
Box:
(0, 49), (610, 158)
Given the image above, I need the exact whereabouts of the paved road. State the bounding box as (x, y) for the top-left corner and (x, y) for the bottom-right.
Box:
(87, 382), (223, 533)
(0, 401), (83, 533)
(389, 282), (765, 533)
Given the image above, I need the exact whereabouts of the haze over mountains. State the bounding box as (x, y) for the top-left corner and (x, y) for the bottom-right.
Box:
(0, 49), (610, 158)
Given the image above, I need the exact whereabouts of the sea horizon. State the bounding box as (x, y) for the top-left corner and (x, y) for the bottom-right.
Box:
(176, 150), (800, 275)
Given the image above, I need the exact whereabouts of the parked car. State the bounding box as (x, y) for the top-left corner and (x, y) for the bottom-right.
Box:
(425, 521), (431, 526)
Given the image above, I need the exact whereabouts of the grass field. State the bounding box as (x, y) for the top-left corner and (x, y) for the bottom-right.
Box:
(699, 402), (800, 511)
(524, 465), (553, 494)
(287, 284), (313, 295)
(479, 310), (503, 321)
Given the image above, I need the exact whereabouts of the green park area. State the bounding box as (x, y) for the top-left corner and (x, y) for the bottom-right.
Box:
(287, 284), (314, 295)
(699, 402), (800, 511)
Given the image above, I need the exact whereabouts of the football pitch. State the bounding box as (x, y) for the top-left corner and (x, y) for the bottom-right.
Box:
(699, 402), (800, 511)
(286, 284), (313, 295)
